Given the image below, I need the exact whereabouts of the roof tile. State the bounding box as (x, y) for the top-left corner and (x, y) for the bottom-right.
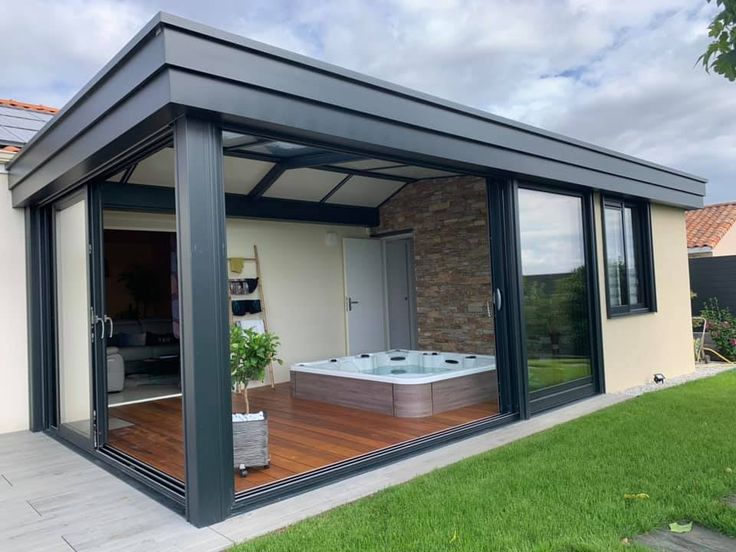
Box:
(685, 202), (736, 249)
(0, 99), (58, 114)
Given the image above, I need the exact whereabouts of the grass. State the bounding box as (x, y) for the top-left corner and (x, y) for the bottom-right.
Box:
(232, 371), (736, 551)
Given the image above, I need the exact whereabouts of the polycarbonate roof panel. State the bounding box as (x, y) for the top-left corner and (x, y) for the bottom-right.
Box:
(222, 131), (263, 149)
(128, 148), (175, 187)
(224, 157), (274, 194)
(325, 175), (404, 207)
(236, 140), (324, 158)
(264, 168), (345, 201)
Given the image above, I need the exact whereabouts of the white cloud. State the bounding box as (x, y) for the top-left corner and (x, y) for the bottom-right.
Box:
(0, 0), (149, 108)
(228, 0), (732, 202)
(2, 0), (733, 202)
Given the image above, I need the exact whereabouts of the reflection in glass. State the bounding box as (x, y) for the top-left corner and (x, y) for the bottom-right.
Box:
(55, 197), (92, 437)
(517, 188), (592, 392)
(604, 204), (644, 308)
(624, 207), (643, 305)
(604, 206), (626, 307)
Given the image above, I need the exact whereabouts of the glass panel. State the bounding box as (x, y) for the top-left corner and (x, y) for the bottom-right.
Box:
(624, 207), (643, 305)
(55, 197), (92, 438)
(518, 188), (592, 393)
(604, 206), (626, 307)
(102, 144), (184, 487)
(236, 139), (324, 158)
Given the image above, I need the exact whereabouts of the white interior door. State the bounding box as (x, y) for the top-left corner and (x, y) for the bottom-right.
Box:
(344, 238), (387, 354)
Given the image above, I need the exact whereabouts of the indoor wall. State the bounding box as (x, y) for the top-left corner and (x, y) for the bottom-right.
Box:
(104, 210), (368, 384)
(226, 218), (368, 383)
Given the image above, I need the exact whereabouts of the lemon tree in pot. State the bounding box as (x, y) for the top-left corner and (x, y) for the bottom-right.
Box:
(230, 324), (282, 413)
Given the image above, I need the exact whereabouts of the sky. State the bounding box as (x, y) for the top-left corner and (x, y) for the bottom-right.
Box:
(2, 0), (734, 204)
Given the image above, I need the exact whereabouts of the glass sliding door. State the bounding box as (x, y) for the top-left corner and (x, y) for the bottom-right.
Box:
(53, 189), (97, 447)
(517, 186), (596, 412)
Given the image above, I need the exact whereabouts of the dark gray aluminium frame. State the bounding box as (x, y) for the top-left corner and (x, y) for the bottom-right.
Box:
(10, 12), (705, 528)
(600, 196), (657, 317)
(513, 181), (606, 415)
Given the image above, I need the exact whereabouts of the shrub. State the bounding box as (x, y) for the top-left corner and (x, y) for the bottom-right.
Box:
(700, 298), (736, 362)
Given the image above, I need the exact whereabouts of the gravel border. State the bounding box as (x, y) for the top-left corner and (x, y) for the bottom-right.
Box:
(619, 363), (735, 397)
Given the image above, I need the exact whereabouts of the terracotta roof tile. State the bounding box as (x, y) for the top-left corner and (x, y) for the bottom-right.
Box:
(685, 202), (736, 249)
(0, 98), (58, 114)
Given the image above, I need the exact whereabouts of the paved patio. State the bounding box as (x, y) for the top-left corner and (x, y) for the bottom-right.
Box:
(0, 393), (628, 551)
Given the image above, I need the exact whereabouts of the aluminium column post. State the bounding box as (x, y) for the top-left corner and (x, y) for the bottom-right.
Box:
(174, 116), (233, 526)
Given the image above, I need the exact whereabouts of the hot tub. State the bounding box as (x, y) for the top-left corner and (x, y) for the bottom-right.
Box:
(290, 350), (497, 418)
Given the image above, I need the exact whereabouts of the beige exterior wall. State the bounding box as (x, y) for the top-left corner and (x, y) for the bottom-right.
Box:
(713, 223), (736, 257)
(0, 167), (30, 433)
(103, 211), (368, 385)
(595, 195), (695, 392)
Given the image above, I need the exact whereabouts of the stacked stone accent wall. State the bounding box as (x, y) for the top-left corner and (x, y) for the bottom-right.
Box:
(373, 176), (495, 354)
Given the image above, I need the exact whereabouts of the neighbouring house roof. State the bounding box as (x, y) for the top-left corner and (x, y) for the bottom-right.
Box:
(0, 99), (58, 148)
(685, 202), (736, 249)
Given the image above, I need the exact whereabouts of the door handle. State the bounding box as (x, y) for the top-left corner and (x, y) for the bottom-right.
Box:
(494, 288), (502, 313)
(347, 297), (360, 311)
(93, 315), (105, 340)
(104, 315), (114, 339)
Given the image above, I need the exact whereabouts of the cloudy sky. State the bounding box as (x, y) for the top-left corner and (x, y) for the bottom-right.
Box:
(2, 0), (733, 203)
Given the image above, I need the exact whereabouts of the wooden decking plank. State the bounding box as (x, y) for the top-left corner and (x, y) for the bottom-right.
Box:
(107, 383), (499, 493)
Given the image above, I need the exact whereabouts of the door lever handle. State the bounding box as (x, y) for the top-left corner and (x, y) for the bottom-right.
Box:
(104, 315), (114, 339)
(93, 315), (105, 340)
(347, 297), (360, 311)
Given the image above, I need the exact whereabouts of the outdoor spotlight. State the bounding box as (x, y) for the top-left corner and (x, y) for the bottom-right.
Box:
(653, 373), (666, 384)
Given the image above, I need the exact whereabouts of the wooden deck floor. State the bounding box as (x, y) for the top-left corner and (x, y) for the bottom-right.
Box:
(107, 383), (498, 492)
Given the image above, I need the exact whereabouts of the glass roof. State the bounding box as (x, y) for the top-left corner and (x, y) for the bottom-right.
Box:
(112, 132), (465, 210)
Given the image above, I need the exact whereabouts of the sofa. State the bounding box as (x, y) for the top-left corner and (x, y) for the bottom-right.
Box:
(108, 319), (180, 376)
(107, 347), (125, 392)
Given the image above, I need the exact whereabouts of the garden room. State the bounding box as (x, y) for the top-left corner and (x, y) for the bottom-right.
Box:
(97, 131), (512, 496)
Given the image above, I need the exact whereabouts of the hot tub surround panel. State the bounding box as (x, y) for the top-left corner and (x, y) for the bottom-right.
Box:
(290, 350), (498, 418)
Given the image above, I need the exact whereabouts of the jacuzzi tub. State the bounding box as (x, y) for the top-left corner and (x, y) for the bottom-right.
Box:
(290, 350), (497, 418)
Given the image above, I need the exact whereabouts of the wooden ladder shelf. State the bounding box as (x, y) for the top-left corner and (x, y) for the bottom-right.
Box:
(228, 245), (276, 388)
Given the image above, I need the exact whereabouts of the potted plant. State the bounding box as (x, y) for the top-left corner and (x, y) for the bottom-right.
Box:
(229, 324), (282, 476)
(230, 324), (282, 412)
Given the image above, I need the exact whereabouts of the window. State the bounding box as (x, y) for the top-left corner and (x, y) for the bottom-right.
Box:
(602, 197), (656, 316)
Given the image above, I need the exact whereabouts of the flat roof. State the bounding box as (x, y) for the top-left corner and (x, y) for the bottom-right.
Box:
(8, 12), (706, 208)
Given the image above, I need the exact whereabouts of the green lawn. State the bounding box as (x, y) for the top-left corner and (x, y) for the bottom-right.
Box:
(233, 371), (736, 551)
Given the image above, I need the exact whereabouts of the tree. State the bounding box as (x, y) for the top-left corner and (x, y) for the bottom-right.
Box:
(699, 0), (736, 81)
